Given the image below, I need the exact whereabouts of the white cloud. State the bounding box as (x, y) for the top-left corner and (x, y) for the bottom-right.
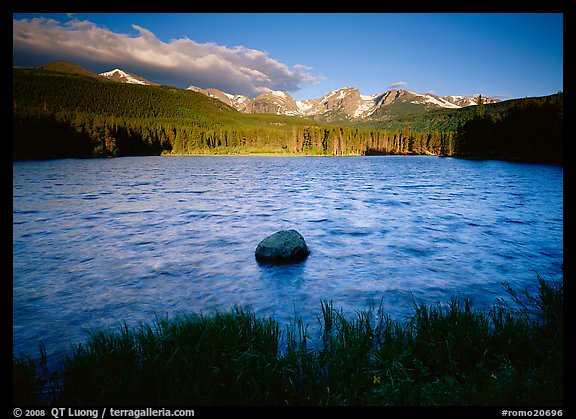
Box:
(388, 81), (407, 89)
(12, 16), (321, 97)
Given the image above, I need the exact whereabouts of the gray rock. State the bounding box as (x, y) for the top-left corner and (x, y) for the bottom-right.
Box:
(255, 230), (310, 263)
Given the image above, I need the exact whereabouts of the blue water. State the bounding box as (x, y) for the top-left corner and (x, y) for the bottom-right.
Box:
(13, 156), (563, 362)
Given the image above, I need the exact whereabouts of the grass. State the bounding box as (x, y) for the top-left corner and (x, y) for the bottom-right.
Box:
(13, 276), (563, 406)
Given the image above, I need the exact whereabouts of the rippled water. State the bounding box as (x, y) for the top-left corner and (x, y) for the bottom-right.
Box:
(13, 156), (563, 362)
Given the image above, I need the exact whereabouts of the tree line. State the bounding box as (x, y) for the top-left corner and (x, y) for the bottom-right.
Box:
(12, 69), (458, 159)
(13, 110), (457, 159)
(12, 69), (561, 164)
(454, 93), (563, 164)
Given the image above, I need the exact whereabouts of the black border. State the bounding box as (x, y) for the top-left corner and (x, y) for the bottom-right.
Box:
(6, 1), (573, 415)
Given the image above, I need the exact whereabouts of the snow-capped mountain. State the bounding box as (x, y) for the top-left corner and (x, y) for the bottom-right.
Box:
(296, 87), (374, 119)
(187, 85), (500, 121)
(443, 95), (500, 107)
(247, 90), (300, 116)
(187, 86), (251, 111)
(35, 60), (502, 122)
(95, 64), (500, 120)
(99, 69), (158, 86)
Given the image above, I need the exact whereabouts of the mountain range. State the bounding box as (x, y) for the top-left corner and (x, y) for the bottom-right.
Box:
(185, 85), (500, 122)
(34, 61), (501, 122)
(14, 60), (563, 163)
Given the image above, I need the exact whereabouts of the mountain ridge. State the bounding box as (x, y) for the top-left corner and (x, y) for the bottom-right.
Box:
(13, 65), (562, 163)
(99, 68), (159, 86)
(186, 85), (501, 122)
(39, 60), (102, 79)
(28, 60), (502, 122)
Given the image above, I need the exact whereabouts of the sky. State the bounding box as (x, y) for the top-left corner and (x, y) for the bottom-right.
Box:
(12, 13), (563, 101)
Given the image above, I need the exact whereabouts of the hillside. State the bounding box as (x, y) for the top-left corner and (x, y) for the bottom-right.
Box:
(14, 67), (428, 159)
(37, 60), (501, 126)
(455, 93), (563, 163)
(357, 92), (563, 143)
(188, 84), (501, 122)
(39, 60), (102, 79)
(12, 65), (562, 163)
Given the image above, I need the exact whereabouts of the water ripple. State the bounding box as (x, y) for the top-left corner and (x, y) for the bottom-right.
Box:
(13, 156), (563, 364)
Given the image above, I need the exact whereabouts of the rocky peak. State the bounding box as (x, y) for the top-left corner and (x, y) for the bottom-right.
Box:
(186, 86), (250, 111)
(319, 87), (362, 114)
(99, 69), (158, 86)
(443, 95), (501, 107)
(186, 84), (502, 121)
(246, 90), (299, 116)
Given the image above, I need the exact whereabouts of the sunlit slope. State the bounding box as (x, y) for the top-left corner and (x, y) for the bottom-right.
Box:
(13, 68), (329, 158)
(14, 68), (446, 159)
(13, 67), (562, 163)
(357, 93), (563, 133)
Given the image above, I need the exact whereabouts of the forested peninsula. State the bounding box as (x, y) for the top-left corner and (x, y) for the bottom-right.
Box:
(13, 68), (563, 164)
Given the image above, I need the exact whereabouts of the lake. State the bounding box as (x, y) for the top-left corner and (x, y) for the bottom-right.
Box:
(13, 156), (563, 363)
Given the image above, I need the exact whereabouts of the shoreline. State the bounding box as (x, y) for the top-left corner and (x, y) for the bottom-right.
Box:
(14, 277), (563, 406)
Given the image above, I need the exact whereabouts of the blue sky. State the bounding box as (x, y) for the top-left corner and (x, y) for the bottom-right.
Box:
(13, 13), (563, 100)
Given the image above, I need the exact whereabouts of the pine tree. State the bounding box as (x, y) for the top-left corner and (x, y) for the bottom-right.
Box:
(476, 95), (485, 118)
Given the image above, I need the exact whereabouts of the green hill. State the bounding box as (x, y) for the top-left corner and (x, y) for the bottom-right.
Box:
(13, 67), (447, 159)
(356, 94), (562, 133)
(453, 94), (563, 164)
(12, 66), (562, 163)
(39, 60), (103, 79)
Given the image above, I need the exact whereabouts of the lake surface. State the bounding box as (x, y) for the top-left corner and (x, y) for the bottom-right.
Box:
(13, 156), (563, 363)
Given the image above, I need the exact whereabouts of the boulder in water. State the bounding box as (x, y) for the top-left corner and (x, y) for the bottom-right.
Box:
(255, 230), (310, 263)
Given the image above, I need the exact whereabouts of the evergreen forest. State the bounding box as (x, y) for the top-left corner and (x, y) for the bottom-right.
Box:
(12, 68), (562, 164)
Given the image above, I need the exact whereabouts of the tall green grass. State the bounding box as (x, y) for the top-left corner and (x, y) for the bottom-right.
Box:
(13, 276), (563, 406)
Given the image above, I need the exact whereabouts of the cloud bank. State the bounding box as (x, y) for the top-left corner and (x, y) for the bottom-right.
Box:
(13, 17), (320, 97)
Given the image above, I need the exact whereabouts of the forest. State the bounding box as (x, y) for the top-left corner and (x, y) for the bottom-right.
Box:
(12, 68), (562, 164)
(453, 94), (563, 163)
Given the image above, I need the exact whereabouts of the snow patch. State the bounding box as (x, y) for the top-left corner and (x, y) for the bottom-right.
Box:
(409, 91), (460, 109)
(360, 94), (378, 101)
(296, 100), (313, 113)
(100, 69), (148, 85)
(426, 96), (460, 109)
(324, 88), (350, 101)
(353, 101), (374, 118)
